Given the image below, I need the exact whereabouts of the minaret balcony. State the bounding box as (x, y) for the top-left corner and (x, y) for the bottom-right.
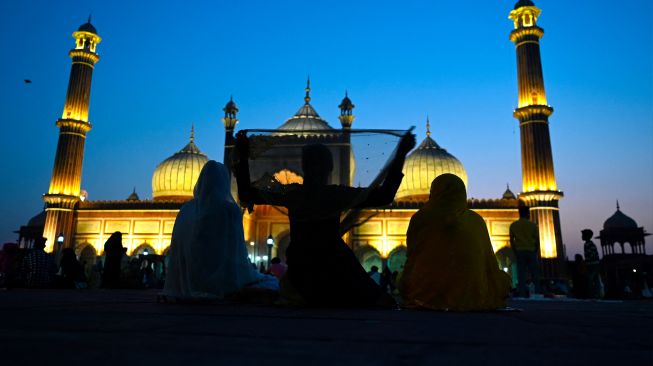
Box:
(519, 190), (564, 206)
(513, 104), (553, 121)
(510, 26), (544, 43)
(56, 119), (92, 133)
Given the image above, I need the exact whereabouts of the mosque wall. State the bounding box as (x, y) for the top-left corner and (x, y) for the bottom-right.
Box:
(351, 208), (519, 260)
(73, 209), (178, 256)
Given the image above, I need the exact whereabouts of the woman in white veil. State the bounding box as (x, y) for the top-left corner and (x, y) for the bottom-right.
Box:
(162, 160), (277, 300)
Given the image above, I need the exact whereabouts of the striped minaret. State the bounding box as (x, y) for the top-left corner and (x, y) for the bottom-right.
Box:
(42, 18), (101, 252)
(509, 1), (565, 274)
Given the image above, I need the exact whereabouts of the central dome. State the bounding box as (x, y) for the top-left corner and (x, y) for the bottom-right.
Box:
(396, 129), (468, 201)
(276, 80), (334, 135)
(152, 129), (208, 201)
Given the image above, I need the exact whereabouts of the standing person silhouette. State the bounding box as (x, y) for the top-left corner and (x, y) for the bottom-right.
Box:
(102, 232), (124, 288)
(582, 229), (601, 298)
(510, 205), (541, 297)
(234, 130), (415, 307)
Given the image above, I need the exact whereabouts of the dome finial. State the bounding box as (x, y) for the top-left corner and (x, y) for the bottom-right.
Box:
(426, 115), (431, 137)
(88, 13), (92, 24)
(304, 76), (311, 104)
(190, 124), (195, 143)
(616, 199), (620, 211)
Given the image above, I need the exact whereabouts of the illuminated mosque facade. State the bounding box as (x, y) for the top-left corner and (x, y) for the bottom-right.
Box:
(20, 1), (566, 276)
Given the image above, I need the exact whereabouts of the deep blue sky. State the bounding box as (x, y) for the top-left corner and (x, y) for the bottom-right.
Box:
(1, 0), (651, 256)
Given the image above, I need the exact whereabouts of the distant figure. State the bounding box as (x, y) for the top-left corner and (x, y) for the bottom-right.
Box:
(269, 257), (287, 279)
(162, 161), (277, 300)
(235, 131), (415, 307)
(510, 204), (541, 297)
(23, 238), (54, 288)
(400, 174), (511, 311)
(102, 232), (124, 288)
(59, 248), (87, 289)
(0, 243), (19, 289)
(368, 266), (381, 285)
(582, 229), (601, 298)
(379, 267), (393, 293)
(259, 262), (267, 274)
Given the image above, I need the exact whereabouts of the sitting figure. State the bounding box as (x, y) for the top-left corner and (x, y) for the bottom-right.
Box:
(59, 248), (87, 289)
(162, 160), (277, 301)
(234, 131), (415, 307)
(400, 174), (510, 311)
(23, 237), (55, 289)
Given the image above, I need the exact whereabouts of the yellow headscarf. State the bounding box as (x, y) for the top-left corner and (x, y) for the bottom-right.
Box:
(400, 174), (510, 311)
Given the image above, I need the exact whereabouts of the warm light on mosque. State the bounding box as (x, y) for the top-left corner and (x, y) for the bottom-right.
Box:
(28, 1), (565, 281)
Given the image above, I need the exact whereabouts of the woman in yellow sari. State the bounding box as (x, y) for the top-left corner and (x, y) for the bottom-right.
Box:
(400, 174), (510, 311)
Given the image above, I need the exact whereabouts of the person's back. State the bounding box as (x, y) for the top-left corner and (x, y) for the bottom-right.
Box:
(24, 238), (53, 288)
(163, 160), (276, 300)
(102, 232), (124, 288)
(235, 133), (416, 307)
(400, 174), (510, 311)
(509, 206), (541, 297)
(509, 218), (538, 252)
(60, 248), (86, 288)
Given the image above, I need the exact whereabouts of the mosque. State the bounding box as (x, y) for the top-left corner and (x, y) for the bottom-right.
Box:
(19, 1), (567, 277)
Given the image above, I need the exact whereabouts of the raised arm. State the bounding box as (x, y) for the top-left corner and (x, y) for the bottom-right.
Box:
(357, 132), (416, 207)
(234, 131), (286, 209)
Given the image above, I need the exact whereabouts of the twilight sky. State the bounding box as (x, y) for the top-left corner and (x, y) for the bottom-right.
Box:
(1, 0), (651, 256)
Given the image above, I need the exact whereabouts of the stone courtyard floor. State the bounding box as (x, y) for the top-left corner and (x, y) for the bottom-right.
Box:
(0, 289), (651, 365)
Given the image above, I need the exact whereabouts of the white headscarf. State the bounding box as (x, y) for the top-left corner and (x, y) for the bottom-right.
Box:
(163, 161), (260, 299)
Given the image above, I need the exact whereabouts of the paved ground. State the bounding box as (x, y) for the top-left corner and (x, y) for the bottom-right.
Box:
(0, 290), (651, 365)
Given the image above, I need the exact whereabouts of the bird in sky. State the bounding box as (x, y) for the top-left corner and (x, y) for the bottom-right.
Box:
(24, 79), (32, 84)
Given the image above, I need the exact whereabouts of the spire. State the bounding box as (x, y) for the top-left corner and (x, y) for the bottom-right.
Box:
(616, 200), (620, 211)
(338, 90), (354, 115)
(88, 13), (92, 24)
(304, 76), (311, 104)
(190, 124), (195, 143)
(126, 186), (140, 201)
(426, 115), (431, 137)
(503, 183), (516, 200)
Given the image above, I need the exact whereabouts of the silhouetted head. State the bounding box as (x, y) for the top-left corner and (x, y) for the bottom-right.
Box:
(34, 237), (46, 250)
(370, 265), (379, 273)
(428, 174), (467, 214)
(109, 231), (122, 243)
(302, 144), (333, 185)
(61, 248), (77, 266)
(581, 229), (593, 241)
(271, 257), (281, 264)
(518, 204), (530, 219)
(194, 160), (233, 204)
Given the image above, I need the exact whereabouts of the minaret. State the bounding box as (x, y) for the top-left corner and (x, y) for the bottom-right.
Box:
(42, 18), (101, 252)
(222, 96), (239, 167)
(509, 1), (564, 268)
(338, 91), (355, 185)
(338, 91), (355, 129)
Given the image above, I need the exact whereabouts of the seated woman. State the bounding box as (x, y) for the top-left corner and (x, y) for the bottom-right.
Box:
(400, 174), (510, 311)
(234, 131), (415, 307)
(162, 160), (277, 301)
